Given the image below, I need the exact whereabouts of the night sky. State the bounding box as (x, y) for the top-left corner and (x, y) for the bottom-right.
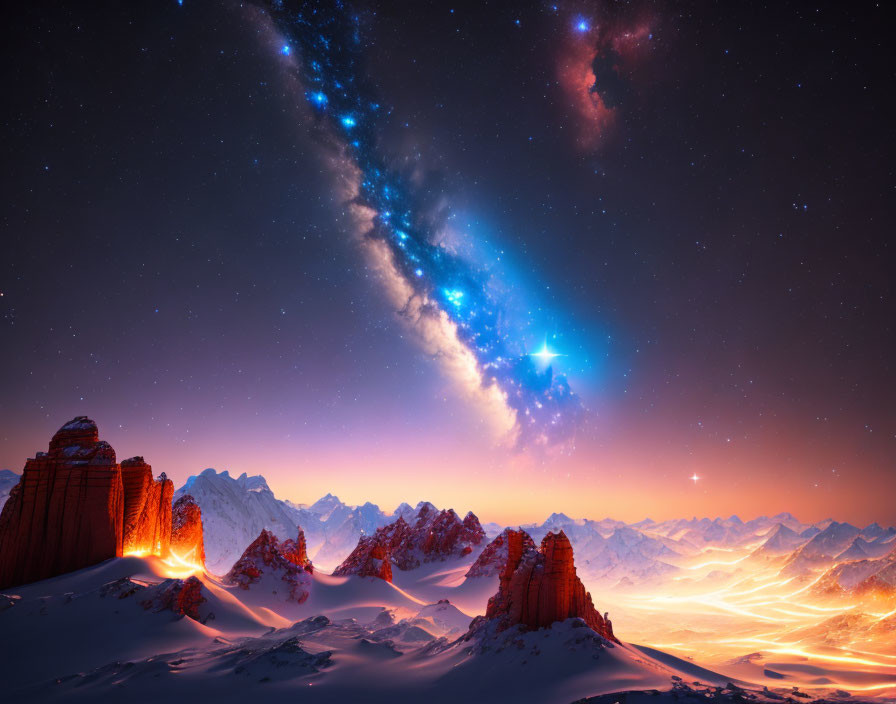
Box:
(1, 1), (892, 525)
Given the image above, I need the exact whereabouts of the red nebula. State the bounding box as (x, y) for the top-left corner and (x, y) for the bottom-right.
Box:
(558, 15), (655, 150)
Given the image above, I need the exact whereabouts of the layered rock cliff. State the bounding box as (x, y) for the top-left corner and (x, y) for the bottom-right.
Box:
(0, 417), (124, 589)
(121, 457), (173, 557)
(0, 417), (174, 589)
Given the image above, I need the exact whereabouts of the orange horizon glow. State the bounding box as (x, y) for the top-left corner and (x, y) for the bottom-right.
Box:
(2, 393), (893, 530)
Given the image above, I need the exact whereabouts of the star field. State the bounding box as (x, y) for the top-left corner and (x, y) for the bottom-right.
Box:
(0, 0), (892, 524)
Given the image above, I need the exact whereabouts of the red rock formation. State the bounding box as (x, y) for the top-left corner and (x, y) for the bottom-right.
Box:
(483, 529), (617, 642)
(466, 527), (536, 578)
(280, 528), (312, 573)
(332, 534), (393, 582)
(121, 457), (173, 557)
(171, 494), (206, 566)
(141, 576), (206, 621)
(0, 417), (175, 589)
(120, 458), (153, 547)
(0, 417), (124, 589)
(225, 529), (312, 602)
(334, 505), (486, 578)
(396, 506), (485, 568)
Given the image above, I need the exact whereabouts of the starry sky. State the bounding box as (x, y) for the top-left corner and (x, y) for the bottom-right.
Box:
(0, 1), (893, 525)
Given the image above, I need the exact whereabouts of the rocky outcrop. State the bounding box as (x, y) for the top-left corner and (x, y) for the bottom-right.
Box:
(280, 528), (312, 572)
(332, 534), (393, 581)
(479, 529), (617, 642)
(0, 417), (124, 589)
(466, 527), (536, 578)
(140, 575), (207, 621)
(121, 457), (173, 557)
(225, 529), (312, 602)
(335, 504), (486, 579)
(393, 505), (485, 568)
(171, 494), (206, 566)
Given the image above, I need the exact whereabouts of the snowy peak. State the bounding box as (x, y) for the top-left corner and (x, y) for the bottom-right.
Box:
(780, 521), (862, 577)
(752, 522), (805, 557)
(308, 493), (347, 520)
(0, 470), (19, 510)
(173, 468), (301, 574)
(802, 521), (861, 558)
(544, 512), (576, 526)
(235, 472), (272, 493)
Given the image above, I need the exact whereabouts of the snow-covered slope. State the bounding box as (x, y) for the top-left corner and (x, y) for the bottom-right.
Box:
(0, 554), (745, 704)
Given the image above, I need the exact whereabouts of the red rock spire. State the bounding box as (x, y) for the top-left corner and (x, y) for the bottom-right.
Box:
(483, 529), (617, 642)
(171, 494), (206, 566)
(121, 457), (173, 557)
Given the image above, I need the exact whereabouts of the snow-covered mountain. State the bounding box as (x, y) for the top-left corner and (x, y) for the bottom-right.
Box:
(814, 544), (896, 596)
(750, 523), (807, 558)
(781, 521), (862, 576)
(172, 473), (481, 573)
(169, 469), (896, 594)
(174, 468), (304, 574)
(0, 469), (20, 510)
(312, 500), (395, 568)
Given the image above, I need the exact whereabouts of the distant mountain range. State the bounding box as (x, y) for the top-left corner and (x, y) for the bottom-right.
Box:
(174, 469), (500, 573)
(4, 466), (894, 593)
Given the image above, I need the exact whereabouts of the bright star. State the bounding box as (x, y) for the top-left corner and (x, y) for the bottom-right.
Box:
(691, 473), (699, 484)
(310, 91), (327, 107)
(531, 341), (564, 365)
(574, 18), (590, 32)
(280, 44), (291, 56)
(341, 115), (357, 129)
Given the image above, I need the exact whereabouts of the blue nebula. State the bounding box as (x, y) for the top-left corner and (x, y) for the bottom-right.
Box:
(266, 0), (585, 448)
(280, 43), (291, 56)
